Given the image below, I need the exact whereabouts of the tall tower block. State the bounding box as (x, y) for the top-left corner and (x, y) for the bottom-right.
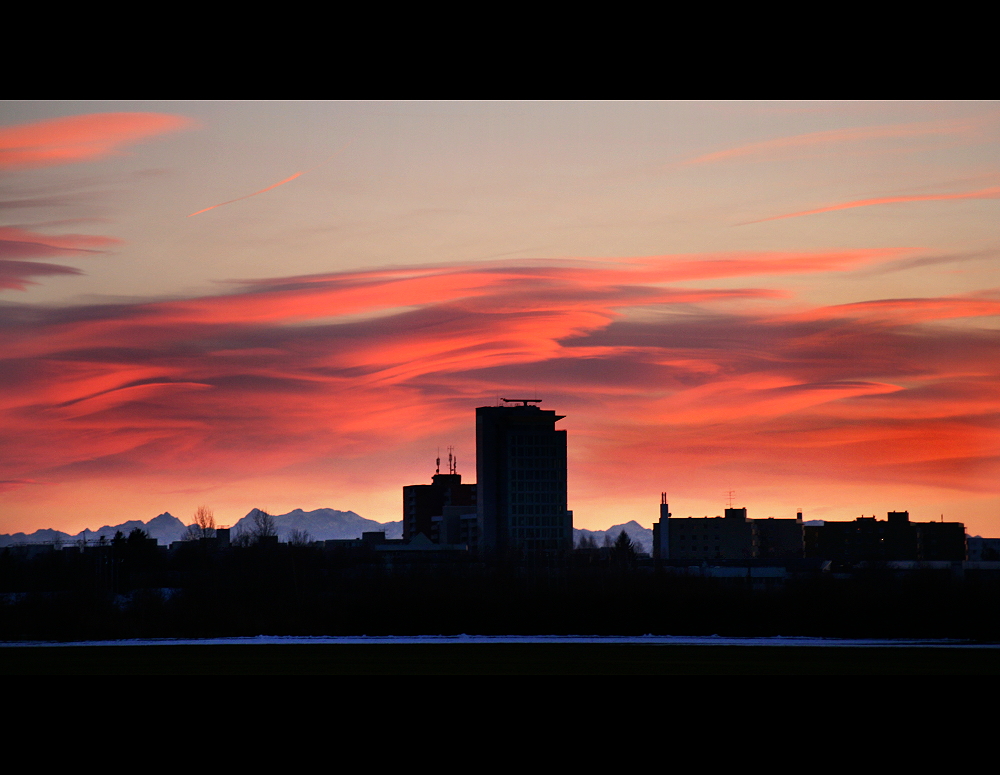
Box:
(476, 399), (572, 554)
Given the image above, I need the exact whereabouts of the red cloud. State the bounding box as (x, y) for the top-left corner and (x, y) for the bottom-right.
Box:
(0, 113), (194, 169)
(1, 252), (996, 528)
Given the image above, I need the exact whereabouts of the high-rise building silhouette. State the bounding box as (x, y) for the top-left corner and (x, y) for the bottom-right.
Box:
(476, 399), (572, 554)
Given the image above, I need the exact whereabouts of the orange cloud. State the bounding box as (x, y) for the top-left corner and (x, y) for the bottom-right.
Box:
(744, 186), (1000, 224)
(2, 252), (997, 530)
(0, 113), (194, 169)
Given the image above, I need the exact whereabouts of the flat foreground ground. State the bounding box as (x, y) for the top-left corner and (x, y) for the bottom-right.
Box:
(2, 643), (999, 674)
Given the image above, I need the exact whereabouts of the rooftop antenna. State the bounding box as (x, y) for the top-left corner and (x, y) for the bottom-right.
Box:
(448, 445), (456, 475)
(435, 447), (440, 475)
(661, 492), (667, 505)
(726, 490), (736, 508)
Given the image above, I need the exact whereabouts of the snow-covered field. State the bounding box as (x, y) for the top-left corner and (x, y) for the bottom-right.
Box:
(3, 635), (997, 648)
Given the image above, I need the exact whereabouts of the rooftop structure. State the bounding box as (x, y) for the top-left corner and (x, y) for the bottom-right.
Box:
(402, 447), (477, 545)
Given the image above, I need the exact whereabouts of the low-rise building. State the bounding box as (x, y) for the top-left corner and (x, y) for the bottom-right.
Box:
(803, 511), (966, 562)
(653, 495), (804, 561)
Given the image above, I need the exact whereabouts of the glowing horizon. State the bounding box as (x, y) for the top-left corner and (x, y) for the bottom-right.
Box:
(1, 101), (998, 537)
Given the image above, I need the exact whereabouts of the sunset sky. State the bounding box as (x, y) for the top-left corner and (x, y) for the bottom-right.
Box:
(2, 100), (998, 536)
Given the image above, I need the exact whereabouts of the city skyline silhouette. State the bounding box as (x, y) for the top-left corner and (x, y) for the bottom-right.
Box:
(1, 101), (998, 539)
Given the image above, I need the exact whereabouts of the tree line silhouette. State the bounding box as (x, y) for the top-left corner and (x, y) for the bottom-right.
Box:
(2, 519), (999, 641)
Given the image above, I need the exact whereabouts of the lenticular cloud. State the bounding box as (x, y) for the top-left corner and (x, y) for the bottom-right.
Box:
(0, 251), (997, 497)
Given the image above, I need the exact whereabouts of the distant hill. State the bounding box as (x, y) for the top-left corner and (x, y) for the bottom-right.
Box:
(3, 509), (649, 549)
(0, 512), (188, 548)
(574, 520), (652, 553)
(233, 508), (403, 542)
(0, 508), (402, 547)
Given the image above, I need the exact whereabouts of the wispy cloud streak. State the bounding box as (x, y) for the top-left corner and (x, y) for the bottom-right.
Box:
(743, 186), (1000, 224)
(683, 117), (982, 166)
(1, 250), (996, 503)
(0, 226), (122, 290)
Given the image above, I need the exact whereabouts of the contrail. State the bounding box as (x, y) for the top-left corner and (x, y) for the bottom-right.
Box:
(187, 141), (353, 217)
(188, 172), (304, 217)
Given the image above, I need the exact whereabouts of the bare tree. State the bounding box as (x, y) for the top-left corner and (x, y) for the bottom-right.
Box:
(287, 528), (311, 546)
(185, 505), (216, 540)
(250, 509), (277, 543)
(232, 524), (253, 548)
